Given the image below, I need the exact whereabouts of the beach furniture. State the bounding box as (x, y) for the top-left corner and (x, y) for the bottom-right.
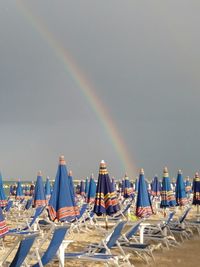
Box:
(93, 160), (120, 230)
(33, 171), (46, 208)
(135, 169), (153, 218)
(175, 170), (188, 206)
(1, 231), (39, 266)
(64, 220), (133, 266)
(48, 156), (79, 222)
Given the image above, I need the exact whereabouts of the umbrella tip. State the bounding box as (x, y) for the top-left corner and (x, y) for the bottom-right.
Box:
(101, 160), (105, 164)
(195, 172), (199, 178)
(140, 168), (144, 174)
(37, 170), (42, 176)
(163, 166), (168, 173)
(59, 155), (66, 165)
(178, 169), (182, 174)
(68, 170), (72, 176)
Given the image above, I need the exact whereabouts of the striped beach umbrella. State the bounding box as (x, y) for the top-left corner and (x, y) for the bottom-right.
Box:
(175, 170), (187, 206)
(68, 170), (75, 200)
(33, 171), (46, 207)
(151, 176), (161, 197)
(0, 207), (8, 238)
(87, 174), (96, 204)
(16, 180), (24, 200)
(111, 177), (116, 192)
(0, 172), (7, 208)
(136, 168), (153, 218)
(45, 177), (51, 200)
(160, 167), (176, 209)
(192, 172), (200, 205)
(93, 160), (120, 216)
(124, 174), (134, 199)
(48, 156), (79, 222)
(185, 176), (192, 196)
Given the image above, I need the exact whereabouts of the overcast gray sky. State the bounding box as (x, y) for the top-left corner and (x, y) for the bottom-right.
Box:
(0, 0), (200, 181)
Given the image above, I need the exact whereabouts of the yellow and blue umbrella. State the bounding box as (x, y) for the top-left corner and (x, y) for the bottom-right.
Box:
(93, 160), (120, 216)
(151, 176), (161, 197)
(160, 167), (176, 208)
(48, 156), (79, 222)
(136, 168), (153, 218)
(175, 170), (187, 206)
(192, 172), (200, 205)
(123, 174), (134, 198)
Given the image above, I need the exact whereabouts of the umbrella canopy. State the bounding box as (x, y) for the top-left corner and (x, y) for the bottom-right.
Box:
(136, 168), (153, 218)
(192, 172), (200, 205)
(33, 171), (46, 207)
(87, 174), (96, 204)
(45, 177), (51, 199)
(48, 156), (79, 222)
(0, 207), (8, 238)
(121, 179), (125, 195)
(68, 170), (75, 200)
(160, 167), (176, 208)
(16, 180), (24, 199)
(80, 180), (85, 196)
(123, 174), (134, 198)
(29, 182), (35, 196)
(0, 172), (7, 207)
(24, 185), (30, 196)
(151, 176), (161, 197)
(185, 176), (192, 194)
(111, 177), (116, 192)
(175, 170), (187, 206)
(93, 160), (120, 216)
(85, 177), (89, 197)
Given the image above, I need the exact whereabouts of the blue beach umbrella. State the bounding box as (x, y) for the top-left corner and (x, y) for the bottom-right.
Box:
(33, 171), (46, 207)
(185, 176), (192, 196)
(68, 170), (75, 200)
(87, 174), (96, 204)
(85, 177), (89, 197)
(80, 180), (85, 196)
(45, 177), (51, 200)
(121, 179), (125, 195)
(0, 207), (8, 238)
(124, 174), (134, 199)
(93, 160), (120, 216)
(136, 169), (153, 218)
(192, 172), (200, 205)
(9, 185), (14, 196)
(0, 172), (7, 208)
(175, 170), (187, 206)
(24, 185), (30, 196)
(160, 167), (176, 209)
(111, 177), (116, 192)
(29, 182), (35, 196)
(48, 156), (79, 222)
(151, 176), (161, 197)
(16, 180), (24, 199)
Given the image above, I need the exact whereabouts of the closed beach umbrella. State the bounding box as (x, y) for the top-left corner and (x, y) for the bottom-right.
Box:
(0, 172), (7, 208)
(85, 177), (89, 197)
(160, 167), (176, 209)
(16, 180), (24, 200)
(48, 156), (79, 222)
(111, 177), (116, 192)
(124, 174), (133, 199)
(80, 180), (85, 196)
(33, 171), (46, 207)
(45, 177), (51, 200)
(185, 176), (192, 196)
(0, 207), (8, 238)
(93, 160), (120, 216)
(87, 174), (96, 204)
(192, 172), (200, 206)
(175, 170), (187, 206)
(136, 168), (153, 218)
(151, 176), (161, 197)
(68, 170), (75, 200)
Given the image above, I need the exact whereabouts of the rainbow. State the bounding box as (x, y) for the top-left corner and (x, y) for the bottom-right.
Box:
(17, 1), (137, 176)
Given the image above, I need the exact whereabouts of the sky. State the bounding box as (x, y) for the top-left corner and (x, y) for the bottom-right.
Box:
(0, 0), (200, 181)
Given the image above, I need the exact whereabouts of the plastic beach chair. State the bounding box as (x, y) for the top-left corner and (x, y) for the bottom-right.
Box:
(0, 232), (39, 267)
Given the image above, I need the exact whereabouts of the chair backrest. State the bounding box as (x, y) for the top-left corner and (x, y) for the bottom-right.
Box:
(100, 221), (126, 253)
(29, 206), (45, 227)
(25, 199), (33, 210)
(76, 203), (88, 219)
(10, 233), (38, 267)
(179, 207), (191, 223)
(5, 200), (13, 212)
(125, 219), (143, 240)
(165, 211), (175, 225)
(32, 226), (69, 267)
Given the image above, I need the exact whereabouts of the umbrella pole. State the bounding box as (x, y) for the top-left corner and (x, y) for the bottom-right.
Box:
(197, 205), (200, 222)
(105, 215), (108, 230)
(164, 208), (166, 217)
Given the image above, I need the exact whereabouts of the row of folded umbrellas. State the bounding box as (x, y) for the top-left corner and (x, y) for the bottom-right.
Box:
(1, 156), (200, 237)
